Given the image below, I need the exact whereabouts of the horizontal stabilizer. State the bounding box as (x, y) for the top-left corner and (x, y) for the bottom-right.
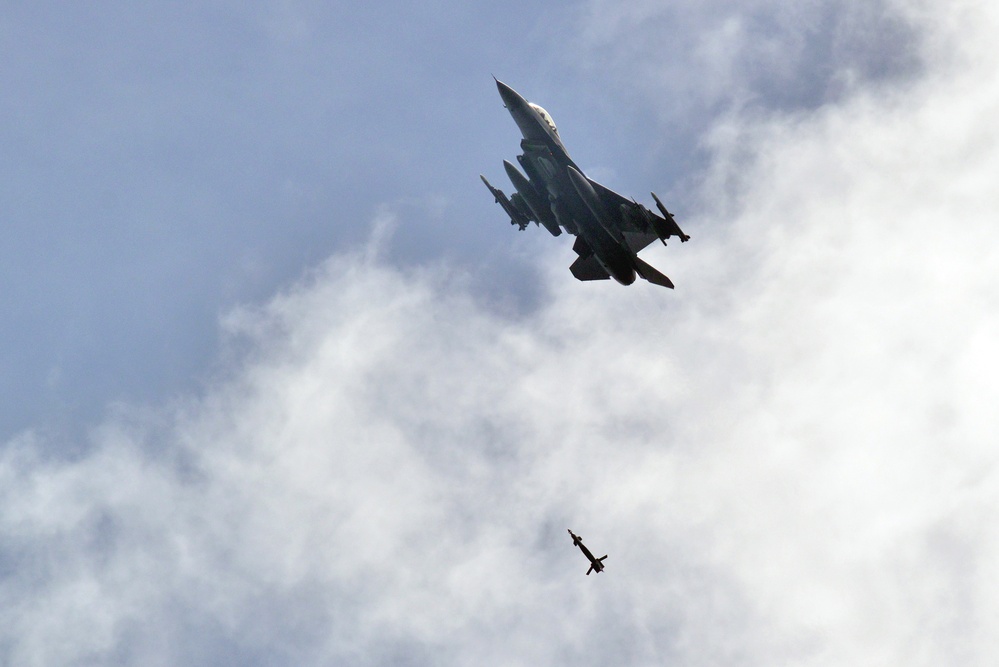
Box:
(633, 256), (674, 289)
(570, 255), (611, 282)
(572, 235), (593, 258)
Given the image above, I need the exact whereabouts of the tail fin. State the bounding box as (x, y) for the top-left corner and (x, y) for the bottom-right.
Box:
(586, 556), (608, 575)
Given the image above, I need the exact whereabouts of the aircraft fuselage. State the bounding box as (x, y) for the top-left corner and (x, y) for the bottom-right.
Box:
(513, 130), (637, 285)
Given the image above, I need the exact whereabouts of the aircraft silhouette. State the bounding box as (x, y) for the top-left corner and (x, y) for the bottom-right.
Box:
(482, 79), (689, 287)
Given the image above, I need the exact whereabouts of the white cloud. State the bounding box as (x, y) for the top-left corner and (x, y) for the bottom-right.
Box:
(3, 1), (999, 665)
(571, 0), (921, 122)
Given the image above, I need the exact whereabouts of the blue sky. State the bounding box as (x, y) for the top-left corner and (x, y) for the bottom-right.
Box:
(2, 0), (572, 434)
(4, 1), (999, 665)
(2, 0), (917, 437)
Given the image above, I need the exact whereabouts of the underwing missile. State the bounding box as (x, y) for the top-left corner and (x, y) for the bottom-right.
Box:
(480, 174), (530, 230)
(503, 160), (560, 237)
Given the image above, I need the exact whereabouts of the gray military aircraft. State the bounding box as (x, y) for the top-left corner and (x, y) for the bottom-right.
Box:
(481, 79), (689, 288)
(568, 529), (607, 575)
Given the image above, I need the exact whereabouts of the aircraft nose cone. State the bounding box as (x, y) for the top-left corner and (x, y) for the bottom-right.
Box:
(495, 78), (528, 111)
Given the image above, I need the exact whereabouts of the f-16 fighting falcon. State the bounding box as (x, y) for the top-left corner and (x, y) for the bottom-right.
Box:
(481, 79), (689, 288)
(568, 529), (607, 575)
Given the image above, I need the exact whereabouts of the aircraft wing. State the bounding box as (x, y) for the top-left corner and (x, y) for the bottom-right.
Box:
(589, 180), (689, 250)
(515, 139), (689, 251)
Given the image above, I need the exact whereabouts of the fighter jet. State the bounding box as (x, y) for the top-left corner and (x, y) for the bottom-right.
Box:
(481, 79), (689, 288)
(568, 529), (607, 575)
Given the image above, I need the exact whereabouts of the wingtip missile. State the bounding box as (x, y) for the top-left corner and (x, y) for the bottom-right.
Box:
(649, 191), (670, 218)
(479, 173), (493, 193)
(650, 192), (690, 243)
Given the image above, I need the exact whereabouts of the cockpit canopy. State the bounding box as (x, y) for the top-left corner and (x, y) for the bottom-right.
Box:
(529, 103), (559, 137)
